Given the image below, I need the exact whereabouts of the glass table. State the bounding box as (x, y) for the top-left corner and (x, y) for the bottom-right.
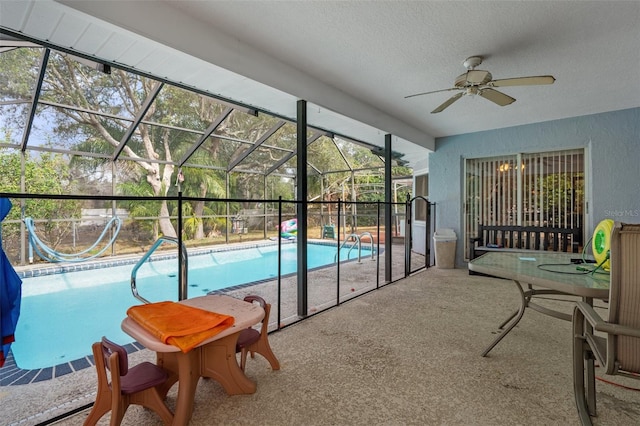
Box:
(468, 252), (609, 356)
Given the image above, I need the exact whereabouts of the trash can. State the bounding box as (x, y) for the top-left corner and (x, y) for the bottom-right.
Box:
(433, 228), (457, 269)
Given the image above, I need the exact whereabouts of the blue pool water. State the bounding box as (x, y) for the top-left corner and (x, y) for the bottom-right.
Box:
(14, 242), (365, 370)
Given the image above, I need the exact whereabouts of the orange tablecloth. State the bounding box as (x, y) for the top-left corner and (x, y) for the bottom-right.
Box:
(127, 301), (234, 352)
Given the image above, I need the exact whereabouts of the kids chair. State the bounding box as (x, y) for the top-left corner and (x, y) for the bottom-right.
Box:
(84, 337), (174, 426)
(235, 295), (281, 371)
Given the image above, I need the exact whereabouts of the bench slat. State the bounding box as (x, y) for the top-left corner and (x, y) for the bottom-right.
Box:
(470, 224), (582, 260)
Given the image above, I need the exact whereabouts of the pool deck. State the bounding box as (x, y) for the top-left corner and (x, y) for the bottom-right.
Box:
(2, 238), (406, 388)
(4, 243), (638, 425)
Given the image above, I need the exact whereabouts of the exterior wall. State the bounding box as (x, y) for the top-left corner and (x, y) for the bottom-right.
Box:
(428, 107), (640, 267)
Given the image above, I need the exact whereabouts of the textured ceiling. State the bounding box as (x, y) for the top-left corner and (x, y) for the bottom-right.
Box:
(2, 0), (640, 167)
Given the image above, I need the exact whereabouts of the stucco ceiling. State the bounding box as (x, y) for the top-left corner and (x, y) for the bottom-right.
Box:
(2, 1), (639, 166)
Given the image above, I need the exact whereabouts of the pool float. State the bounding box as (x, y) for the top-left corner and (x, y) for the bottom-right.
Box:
(279, 219), (297, 239)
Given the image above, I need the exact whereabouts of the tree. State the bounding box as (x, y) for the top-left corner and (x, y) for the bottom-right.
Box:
(1, 45), (408, 244)
(0, 149), (81, 247)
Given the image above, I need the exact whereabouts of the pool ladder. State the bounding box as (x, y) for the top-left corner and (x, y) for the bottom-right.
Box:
(130, 236), (188, 304)
(334, 232), (375, 263)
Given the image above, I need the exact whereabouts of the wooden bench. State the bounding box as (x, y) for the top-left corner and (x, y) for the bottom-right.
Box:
(469, 224), (582, 261)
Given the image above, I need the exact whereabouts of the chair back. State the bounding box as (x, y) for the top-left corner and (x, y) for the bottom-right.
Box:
(607, 222), (640, 373)
(101, 337), (129, 376)
(244, 295), (270, 334)
(236, 295), (280, 371)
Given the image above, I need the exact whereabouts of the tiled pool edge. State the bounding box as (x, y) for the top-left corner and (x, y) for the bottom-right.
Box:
(15, 239), (298, 279)
(0, 342), (144, 387)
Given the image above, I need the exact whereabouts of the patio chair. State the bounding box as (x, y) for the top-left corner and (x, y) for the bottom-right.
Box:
(572, 222), (640, 425)
(84, 337), (173, 426)
(236, 295), (281, 371)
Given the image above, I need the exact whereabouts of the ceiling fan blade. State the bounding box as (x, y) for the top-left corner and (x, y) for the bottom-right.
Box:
(466, 69), (491, 85)
(431, 92), (464, 113)
(479, 88), (516, 106)
(405, 87), (459, 99)
(490, 75), (555, 87)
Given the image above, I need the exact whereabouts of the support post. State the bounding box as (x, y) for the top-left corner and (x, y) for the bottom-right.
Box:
(178, 191), (186, 300)
(384, 134), (392, 282)
(296, 100), (308, 316)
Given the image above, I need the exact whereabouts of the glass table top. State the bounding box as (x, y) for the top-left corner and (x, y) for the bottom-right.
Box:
(469, 252), (609, 298)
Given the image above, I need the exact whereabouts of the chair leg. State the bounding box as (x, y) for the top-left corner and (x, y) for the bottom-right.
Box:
(109, 399), (128, 426)
(83, 391), (111, 426)
(251, 338), (280, 370)
(585, 350), (597, 417)
(240, 348), (249, 371)
(573, 309), (594, 426)
(84, 355), (112, 426)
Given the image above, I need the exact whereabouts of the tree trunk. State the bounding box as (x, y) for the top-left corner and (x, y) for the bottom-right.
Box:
(158, 200), (176, 238)
(194, 200), (205, 240)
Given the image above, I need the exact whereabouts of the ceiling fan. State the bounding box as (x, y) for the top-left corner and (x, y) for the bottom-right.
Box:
(405, 56), (555, 113)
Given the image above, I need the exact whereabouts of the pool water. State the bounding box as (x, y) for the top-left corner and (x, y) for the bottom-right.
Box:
(13, 242), (367, 370)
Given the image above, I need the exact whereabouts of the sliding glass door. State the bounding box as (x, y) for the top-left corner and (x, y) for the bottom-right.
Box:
(464, 149), (585, 258)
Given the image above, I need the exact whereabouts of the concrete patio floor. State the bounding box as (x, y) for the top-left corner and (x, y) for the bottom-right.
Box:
(6, 266), (639, 425)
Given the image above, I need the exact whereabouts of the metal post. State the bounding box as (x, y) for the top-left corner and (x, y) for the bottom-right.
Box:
(337, 199), (341, 304)
(296, 100), (308, 317)
(320, 176), (325, 226)
(277, 196), (282, 329)
(225, 174), (230, 244)
(263, 175), (268, 239)
(384, 134), (392, 282)
(405, 194), (411, 277)
(20, 152), (26, 265)
(111, 161), (117, 257)
(178, 191), (187, 300)
(351, 171), (356, 232)
(376, 201), (381, 289)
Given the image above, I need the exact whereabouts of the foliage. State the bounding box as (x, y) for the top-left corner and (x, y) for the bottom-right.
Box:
(0, 149), (81, 245)
(1, 45), (415, 244)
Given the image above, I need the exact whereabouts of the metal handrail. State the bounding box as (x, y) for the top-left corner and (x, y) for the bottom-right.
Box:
(335, 232), (377, 263)
(335, 233), (362, 263)
(359, 232), (376, 261)
(130, 236), (188, 304)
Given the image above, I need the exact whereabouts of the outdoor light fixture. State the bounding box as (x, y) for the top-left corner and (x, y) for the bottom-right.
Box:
(67, 54), (111, 74)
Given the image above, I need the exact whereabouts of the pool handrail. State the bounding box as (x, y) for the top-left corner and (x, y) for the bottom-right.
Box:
(335, 233), (362, 263)
(359, 232), (375, 261)
(335, 232), (376, 264)
(130, 236), (189, 304)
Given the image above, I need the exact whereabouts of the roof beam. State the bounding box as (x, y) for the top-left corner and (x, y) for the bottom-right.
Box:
(179, 106), (234, 166)
(227, 120), (286, 172)
(265, 130), (324, 176)
(113, 82), (164, 161)
(20, 49), (49, 152)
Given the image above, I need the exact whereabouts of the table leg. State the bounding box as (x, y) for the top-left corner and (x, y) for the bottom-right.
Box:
(156, 352), (178, 399)
(481, 280), (527, 357)
(157, 350), (202, 426)
(200, 332), (257, 395)
(497, 284), (535, 329)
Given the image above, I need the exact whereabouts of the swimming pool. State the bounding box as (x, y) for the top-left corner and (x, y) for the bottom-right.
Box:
(13, 242), (368, 370)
